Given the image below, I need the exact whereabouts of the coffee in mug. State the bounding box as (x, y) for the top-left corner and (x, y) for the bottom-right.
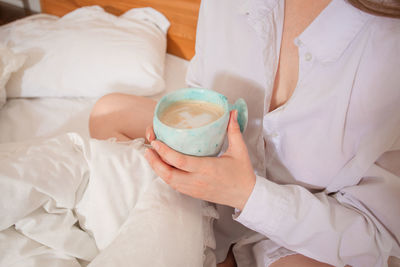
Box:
(159, 100), (225, 129)
(153, 88), (248, 156)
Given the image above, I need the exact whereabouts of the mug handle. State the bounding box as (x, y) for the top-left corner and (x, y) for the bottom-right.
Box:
(229, 98), (248, 133)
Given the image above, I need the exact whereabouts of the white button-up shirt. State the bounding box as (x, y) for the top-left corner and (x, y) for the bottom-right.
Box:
(186, 0), (400, 266)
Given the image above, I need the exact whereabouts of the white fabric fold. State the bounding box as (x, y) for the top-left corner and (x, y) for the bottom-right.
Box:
(0, 133), (97, 264)
(0, 134), (213, 266)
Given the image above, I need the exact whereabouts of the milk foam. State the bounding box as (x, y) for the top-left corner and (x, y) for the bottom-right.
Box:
(159, 100), (224, 129)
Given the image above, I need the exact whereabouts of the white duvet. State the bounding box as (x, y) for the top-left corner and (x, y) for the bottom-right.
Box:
(0, 133), (217, 267)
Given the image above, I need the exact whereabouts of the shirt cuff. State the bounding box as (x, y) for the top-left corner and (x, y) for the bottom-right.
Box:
(233, 175), (289, 235)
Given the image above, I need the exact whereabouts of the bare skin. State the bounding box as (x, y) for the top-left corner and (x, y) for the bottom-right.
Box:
(270, 0), (332, 112)
(89, 93), (156, 141)
(88, 0), (340, 266)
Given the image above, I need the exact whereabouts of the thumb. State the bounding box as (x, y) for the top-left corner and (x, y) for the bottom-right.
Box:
(226, 110), (246, 155)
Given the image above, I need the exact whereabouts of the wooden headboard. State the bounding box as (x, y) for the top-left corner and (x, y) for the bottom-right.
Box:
(40, 0), (200, 60)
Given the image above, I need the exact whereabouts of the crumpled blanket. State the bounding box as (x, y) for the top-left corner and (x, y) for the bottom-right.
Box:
(0, 133), (218, 267)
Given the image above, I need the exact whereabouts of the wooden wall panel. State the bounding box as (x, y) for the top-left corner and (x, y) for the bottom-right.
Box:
(40, 0), (200, 60)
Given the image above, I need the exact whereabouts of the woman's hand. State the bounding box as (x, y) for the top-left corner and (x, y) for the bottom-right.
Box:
(144, 110), (256, 210)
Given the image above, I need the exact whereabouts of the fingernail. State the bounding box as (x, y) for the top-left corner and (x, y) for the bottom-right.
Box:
(146, 132), (150, 141)
(233, 110), (238, 122)
(151, 141), (159, 150)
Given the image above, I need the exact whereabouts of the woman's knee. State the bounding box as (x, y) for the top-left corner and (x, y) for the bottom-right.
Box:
(89, 93), (156, 140)
(91, 93), (127, 118)
(89, 93), (128, 139)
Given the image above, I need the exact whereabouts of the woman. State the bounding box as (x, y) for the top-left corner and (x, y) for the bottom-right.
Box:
(89, 0), (400, 266)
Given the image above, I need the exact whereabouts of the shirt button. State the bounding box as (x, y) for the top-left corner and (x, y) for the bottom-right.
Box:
(305, 52), (312, 61)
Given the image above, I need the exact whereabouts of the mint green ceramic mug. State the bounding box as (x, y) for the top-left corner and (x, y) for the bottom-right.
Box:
(153, 88), (248, 156)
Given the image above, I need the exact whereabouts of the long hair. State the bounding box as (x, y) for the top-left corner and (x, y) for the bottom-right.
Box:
(347, 0), (400, 18)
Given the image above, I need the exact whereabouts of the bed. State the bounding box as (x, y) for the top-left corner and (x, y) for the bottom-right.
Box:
(0, 0), (200, 142)
(0, 0), (220, 266)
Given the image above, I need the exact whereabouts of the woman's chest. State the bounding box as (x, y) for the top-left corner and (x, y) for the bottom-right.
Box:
(263, 62), (364, 189)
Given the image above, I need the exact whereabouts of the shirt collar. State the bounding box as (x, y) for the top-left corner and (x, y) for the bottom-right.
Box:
(297, 0), (373, 62)
(241, 0), (279, 15)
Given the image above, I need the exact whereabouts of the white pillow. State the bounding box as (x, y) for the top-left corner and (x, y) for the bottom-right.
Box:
(0, 6), (169, 98)
(0, 44), (25, 108)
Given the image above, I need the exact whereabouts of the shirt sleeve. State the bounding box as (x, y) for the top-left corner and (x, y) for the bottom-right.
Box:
(234, 147), (400, 267)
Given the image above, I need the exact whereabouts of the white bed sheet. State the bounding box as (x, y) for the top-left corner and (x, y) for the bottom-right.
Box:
(0, 53), (189, 143)
(0, 133), (208, 267)
(0, 53), (219, 267)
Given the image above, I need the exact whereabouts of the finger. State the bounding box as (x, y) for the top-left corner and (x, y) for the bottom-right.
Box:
(226, 110), (247, 155)
(151, 140), (209, 173)
(144, 148), (184, 184)
(145, 125), (156, 143)
(144, 148), (195, 191)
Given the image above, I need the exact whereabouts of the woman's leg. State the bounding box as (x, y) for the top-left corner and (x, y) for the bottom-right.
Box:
(217, 246), (237, 267)
(89, 93), (157, 141)
(270, 254), (334, 267)
(218, 251), (335, 267)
